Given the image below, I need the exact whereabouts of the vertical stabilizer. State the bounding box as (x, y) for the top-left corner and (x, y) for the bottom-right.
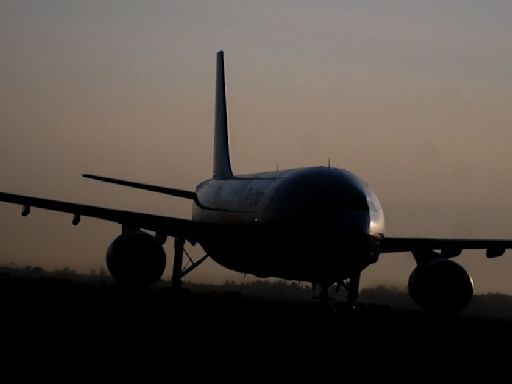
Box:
(213, 51), (233, 179)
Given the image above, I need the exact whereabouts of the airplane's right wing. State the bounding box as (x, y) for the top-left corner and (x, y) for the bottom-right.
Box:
(380, 236), (512, 258)
(0, 191), (210, 243)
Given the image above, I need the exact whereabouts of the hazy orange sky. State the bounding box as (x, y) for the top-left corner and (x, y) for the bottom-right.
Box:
(1, 1), (512, 293)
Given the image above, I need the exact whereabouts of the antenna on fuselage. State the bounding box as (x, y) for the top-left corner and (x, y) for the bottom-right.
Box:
(213, 51), (233, 179)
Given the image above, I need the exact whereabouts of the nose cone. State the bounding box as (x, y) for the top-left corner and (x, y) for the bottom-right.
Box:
(262, 167), (371, 234)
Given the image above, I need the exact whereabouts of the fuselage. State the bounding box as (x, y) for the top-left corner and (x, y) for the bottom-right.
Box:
(192, 166), (385, 285)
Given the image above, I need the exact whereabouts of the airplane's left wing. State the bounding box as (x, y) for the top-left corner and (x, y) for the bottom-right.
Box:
(380, 237), (512, 258)
(0, 191), (209, 243)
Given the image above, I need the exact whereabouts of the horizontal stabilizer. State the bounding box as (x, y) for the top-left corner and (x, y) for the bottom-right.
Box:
(83, 174), (196, 200)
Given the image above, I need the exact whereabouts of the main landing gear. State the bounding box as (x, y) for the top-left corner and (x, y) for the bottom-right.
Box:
(171, 238), (209, 288)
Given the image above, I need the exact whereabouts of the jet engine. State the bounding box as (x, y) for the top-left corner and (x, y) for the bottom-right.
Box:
(408, 257), (473, 314)
(106, 231), (166, 287)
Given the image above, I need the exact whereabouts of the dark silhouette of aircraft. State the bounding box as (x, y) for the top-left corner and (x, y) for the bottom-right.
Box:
(1, 51), (511, 314)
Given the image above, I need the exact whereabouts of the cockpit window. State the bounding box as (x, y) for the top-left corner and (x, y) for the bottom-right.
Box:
(367, 199), (378, 213)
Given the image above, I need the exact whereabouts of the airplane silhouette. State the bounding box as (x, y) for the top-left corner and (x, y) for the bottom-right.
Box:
(1, 51), (511, 314)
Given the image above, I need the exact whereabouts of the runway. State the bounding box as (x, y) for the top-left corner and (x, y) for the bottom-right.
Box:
(1, 268), (510, 347)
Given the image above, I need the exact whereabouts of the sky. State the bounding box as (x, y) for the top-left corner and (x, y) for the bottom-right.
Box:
(1, 1), (512, 293)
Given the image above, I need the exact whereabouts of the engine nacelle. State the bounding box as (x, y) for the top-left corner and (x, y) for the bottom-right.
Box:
(106, 231), (166, 287)
(408, 258), (473, 314)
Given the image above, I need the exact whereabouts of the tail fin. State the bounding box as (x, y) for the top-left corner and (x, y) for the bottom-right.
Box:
(213, 51), (233, 179)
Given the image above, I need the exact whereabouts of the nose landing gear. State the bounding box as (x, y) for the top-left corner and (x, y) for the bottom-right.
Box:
(315, 271), (361, 309)
(344, 272), (361, 308)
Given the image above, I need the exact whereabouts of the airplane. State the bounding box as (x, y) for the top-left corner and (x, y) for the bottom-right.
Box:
(1, 51), (512, 314)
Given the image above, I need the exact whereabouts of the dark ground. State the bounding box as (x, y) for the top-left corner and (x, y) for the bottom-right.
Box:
(2, 269), (511, 334)
(1, 267), (511, 371)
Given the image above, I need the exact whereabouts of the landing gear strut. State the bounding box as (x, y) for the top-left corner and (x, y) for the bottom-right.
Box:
(346, 272), (360, 308)
(319, 284), (330, 307)
(171, 238), (185, 288)
(335, 271), (361, 309)
(315, 270), (362, 309)
(171, 237), (209, 288)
